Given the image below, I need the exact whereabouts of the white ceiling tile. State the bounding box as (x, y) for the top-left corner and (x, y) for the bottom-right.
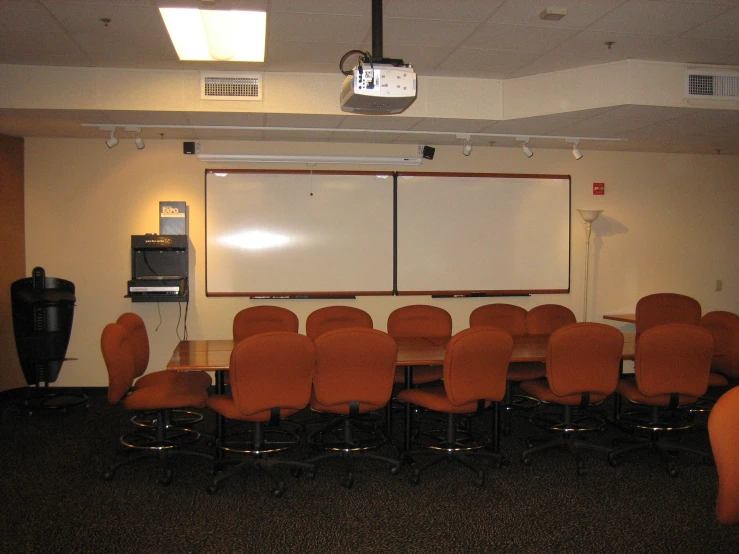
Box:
(588, 0), (732, 37)
(461, 23), (578, 53)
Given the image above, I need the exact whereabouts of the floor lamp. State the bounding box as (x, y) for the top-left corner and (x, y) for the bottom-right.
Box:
(577, 209), (603, 322)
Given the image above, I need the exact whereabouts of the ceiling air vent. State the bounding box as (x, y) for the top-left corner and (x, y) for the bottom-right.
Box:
(200, 72), (262, 101)
(686, 69), (739, 100)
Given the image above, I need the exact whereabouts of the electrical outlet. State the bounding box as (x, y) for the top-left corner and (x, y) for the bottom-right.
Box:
(715, 280), (723, 292)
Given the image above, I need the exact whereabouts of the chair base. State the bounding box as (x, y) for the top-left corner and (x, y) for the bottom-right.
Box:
(104, 409), (212, 485)
(306, 416), (401, 488)
(521, 433), (611, 476)
(403, 412), (507, 486)
(208, 422), (311, 498)
(610, 406), (713, 476)
(131, 409), (204, 428)
(522, 405), (610, 475)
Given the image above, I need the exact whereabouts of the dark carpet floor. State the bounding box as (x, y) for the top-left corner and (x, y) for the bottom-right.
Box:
(1, 389), (738, 553)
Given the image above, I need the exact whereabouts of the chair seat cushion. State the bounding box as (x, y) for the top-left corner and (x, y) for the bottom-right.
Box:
(519, 379), (608, 406)
(206, 394), (300, 422)
(393, 365), (443, 385)
(396, 386), (491, 414)
(310, 390), (385, 414)
(616, 379), (698, 407)
(134, 370), (212, 391)
(709, 371), (729, 388)
(507, 362), (546, 382)
(123, 381), (208, 411)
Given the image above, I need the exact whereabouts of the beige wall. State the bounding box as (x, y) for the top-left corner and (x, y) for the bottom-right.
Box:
(0, 134), (26, 393)
(23, 137), (739, 387)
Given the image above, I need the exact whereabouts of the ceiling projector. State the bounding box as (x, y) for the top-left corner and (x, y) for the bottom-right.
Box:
(340, 63), (417, 115)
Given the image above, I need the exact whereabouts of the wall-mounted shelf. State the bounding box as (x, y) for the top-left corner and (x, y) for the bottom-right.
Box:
(126, 235), (189, 303)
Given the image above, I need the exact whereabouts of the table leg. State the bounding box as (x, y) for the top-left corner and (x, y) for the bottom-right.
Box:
(215, 371), (226, 459)
(491, 401), (501, 453)
(613, 360), (623, 422)
(404, 365), (413, 452)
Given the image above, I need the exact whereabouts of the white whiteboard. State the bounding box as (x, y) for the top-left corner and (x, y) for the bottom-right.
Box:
(206, 171), (394, 296)
(396, 173), (571, 295)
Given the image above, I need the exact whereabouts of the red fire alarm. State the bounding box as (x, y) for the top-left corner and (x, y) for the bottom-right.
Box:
(593, 182), (605, 195)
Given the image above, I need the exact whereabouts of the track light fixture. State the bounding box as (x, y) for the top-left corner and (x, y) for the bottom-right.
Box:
(126, 126), (145, 150)
(517, 137), (534, 158)
(456, 134), (472, 156)
(567, 138), (583, 160)
(572, 143), (582, 160)
(105, 128), (119, 149)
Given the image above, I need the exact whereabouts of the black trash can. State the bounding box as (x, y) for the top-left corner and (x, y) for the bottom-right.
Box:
(11, 267), (87, 412)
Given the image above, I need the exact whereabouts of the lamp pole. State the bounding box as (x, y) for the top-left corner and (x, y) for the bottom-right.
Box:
(577, 209), (603, 322)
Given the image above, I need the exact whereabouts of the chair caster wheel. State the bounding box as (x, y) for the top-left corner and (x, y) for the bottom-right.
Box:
(103, 470), (115, 481)
(206, 483), (218, 495)
(668, 463), (679, 478)
(390, 464), (401, 475)
(576, 461), (586, 476)
(158, 470), (173, 486)
(409, 471), (420, 486)
(522, 456), (532, 466)
(289, 468), (302, 478)
(341, 473), (354, 489)
(607, 454), (618, 467)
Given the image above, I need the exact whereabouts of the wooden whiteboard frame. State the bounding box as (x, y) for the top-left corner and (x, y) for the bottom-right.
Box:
(395, 172), (571, 296)
(205, 169), (395, 298)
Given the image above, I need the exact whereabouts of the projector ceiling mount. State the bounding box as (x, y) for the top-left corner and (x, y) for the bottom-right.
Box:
(339, 0), (417, 114)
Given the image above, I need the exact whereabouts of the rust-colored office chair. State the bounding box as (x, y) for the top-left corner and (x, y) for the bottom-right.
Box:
(525, 304), (577, 335)
(206, 331), (316, 498)
(101, 323), (211, 485)
(226, 305), (300, 387)
(388, 304), (451, 386)
(117, 312), (212, 391)
(306, 327), (400, 488)
(708, 385), (739, 525)
(305, 305), (373, 340)
(610, 323), (714, 476)
(116, 312), (212, 427)
(397, 327), (513, 486)
(520, 323), (624, 475)
(470, 303), (542, 434)
(635, 292), (701, 337)
(701, 311), (739, 382)
(232, 305), (299, 343)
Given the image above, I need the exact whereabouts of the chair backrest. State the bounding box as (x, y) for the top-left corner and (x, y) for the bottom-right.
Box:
(635, 292), (701, 337)
(387, 304), (452, 339)
(708, 385), (739, 525)
(101, 323), (136, 405)
(701, 311), (739, 379)
(312, 328), (397, 406)
(525, 304), (577, 335)
(546, 323), (624, 397)
(116, 312), (149, 378)
(635, 323), (714, 398)
(232, 305), (299, 343)
(443, 327), (512, 406)
(229, 331), (316, 417)
(305, 306), (373, 339)
(469, 303), (527, 336)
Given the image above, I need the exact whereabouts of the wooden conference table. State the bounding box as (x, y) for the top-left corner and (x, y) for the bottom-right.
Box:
(167, 333), (636, 451)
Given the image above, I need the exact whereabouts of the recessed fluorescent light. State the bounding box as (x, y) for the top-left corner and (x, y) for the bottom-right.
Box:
(159, 8), (266, 62)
